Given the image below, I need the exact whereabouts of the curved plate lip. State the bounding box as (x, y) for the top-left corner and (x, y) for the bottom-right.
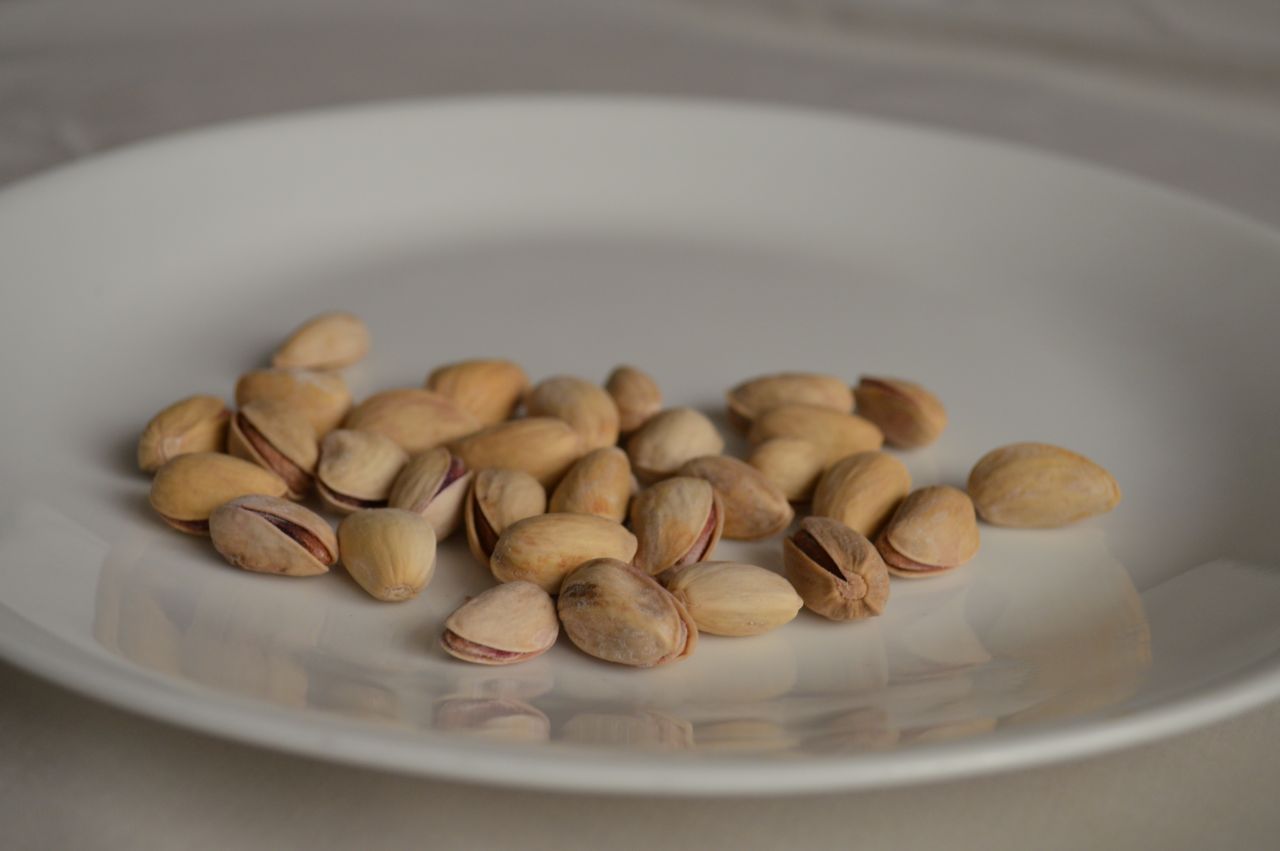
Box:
(2, 95), (1280, 795)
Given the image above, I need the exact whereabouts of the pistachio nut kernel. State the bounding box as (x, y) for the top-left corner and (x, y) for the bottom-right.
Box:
(747, 404), (884, 465)
(525, 375), (620, 452)
(663, 561), (803, 636)
(137, 394), (230, 473)
(746, 437), (827, 503)
(234, 367), (351, 436)
(876, 486), (980, 578)
(425, 358), (529, 426)
(630, 476), (724, 575)
(557, 558), (697, 668)
(853, 377), (947, 449)
(726, 372), (853, 432)
(316, 429), (409, 514)
(227, 399), (319, 499)
(344, 388), (480, 455)
(625, 407), (725, 484)
(967, 442), (1122, 528)
(464, 468), (548, 566)
(677, 455), (793, 540)
(337, 508), (437, 602)
(149, 452), (288, 535)
(811, 450), (911, 537)
(450, 417), (584, 487)
(784, 516), (890, 620)
(549, 446), (633, 523)
(489, 512), (638, 593)
(388, 447), (473, 540)
(605, 365), (663, 434)
(441, 581), (559, 666)
(209, 495), (336, 577)
(272, 311), (370, 370)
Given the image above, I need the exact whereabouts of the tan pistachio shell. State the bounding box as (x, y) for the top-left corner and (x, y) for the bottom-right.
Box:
(489, 512), (638, 593)
(783, 516), (890, 620)
(525, 375), (620, 452)
(630, 476), (724, 575)
(137, 394), (230, 473)
(272, 311), (370, 370)
(315, 429), (409, 514)
(450, 417), (584, 487)
(549, 446), (634, 522)
(625, 407), (725, 484)
(747, 404), (884, 464)
(877, 486), (980, 578)
(854, 377), (947, 449)
(557, 558), (697, 668)
(234, 368), (351, 436)
(209, 495), (336, 577)
(663, 561), (802, 636)
(812, 451), (911, 537)
(464, 468), (548, 566)
(677, 455), (793, 540)
(344, 388), (480, 454)
(149, 452), (289, 535)
(425, 358), (529, 426)
(726, 373), (853, 432)
(441, 581), (559, 665)
(227, 399), (319, 499)
(337, 508), (437, 602)
(967, 442), (1122, 528)
(388, 447), (473, 540)
(746, 437), (827, 503)
(605, 365), (663, 434)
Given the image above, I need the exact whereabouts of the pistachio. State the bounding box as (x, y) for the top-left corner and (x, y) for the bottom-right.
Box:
(854, 377), (947, 448)
(387, 448), (473, 539)
(557, 558), (697, 667)
(149, 452), (288, 534)
(626, 407), (725, 484)
(630, 476), (724, 575)
(227, 399), (319, 499)
(337, 508), (437, 601)
(272, 311), (370, 370)
(726, 372), (852, 432)
(209, 495), (336, 576)
(663, 562), (802, 636)
(344, 388), (480, 454)
(812, 451), (911, 537)
(490, 513), (638, 593)
(876, 486), (980, 578)
(605, 365), (662, 434)
(784, 516), (890, 620)
(464, 468), (547, 567)
(677, 455), (793, 540)
(425, 358), (529, 426)
(549, 446), (633, 522)
(747, 404), (883, 464)
(525, 375), (620, 451)
(234, 367), (351, 436)
(746, 437), (827, 503)
(967, 442), (1122, 528)
(315, 429), (408, 514)
(137, 394), (230, 473)
(441, 582), (559, 666)
(450, 417), (584, 487)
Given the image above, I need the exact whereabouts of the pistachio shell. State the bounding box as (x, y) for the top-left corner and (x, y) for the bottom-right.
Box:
(726, 373), (852, 431)
(525, 375), (620, 452)
(388, 448), (473, 539)
(605, 365), (663, 434)
(630, 476), (724, 575)
(149, 452), (289, 534)
(344, 388), (480, 454)
(626, 408), (725, 484)
(235, 368), (351, 436)
(315, 429), (409, 514)
(425, 358), (529, 426)
(877, 486), (980, 577)
(677, 455), (793, 540)
(812, 451), (911, 537)
(557, 558), (697, 668)
(854, 377), (947, 448)
(967, 442), (1122, 528)
(747, 404), (883, 464)
(747, 437), (827, 503)
(137, 394), (230, 473)
(227, 399), (319, 499)
(549, 446), (633, 522)
(464, 468), (548, 566)
(450, 417), (584, 487)
(663, 561), (802, 636)
(337, 508), (437, 601)
(272, 311), (370, 370)
(489, 513), (638, 593)
(441, 581), (559, 665)
(784, 516), (890, 620)
(209, 495), (336, 576)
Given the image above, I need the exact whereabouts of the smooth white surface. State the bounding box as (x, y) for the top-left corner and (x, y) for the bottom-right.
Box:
(1, 98), (1278, 795)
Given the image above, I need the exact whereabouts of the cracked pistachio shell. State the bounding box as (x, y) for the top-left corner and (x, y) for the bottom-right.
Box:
(967, 442), (1122, 528)
(854, 377), (947, 449)
(344, 388), (480, 454)
(227, 399), (319, 499)
(557, 558), (697, 668)
(450, 417), (584, 487)
(209, 495), (336, 577)
(605, 365), (663, 434)
(812, 451), (911, 537)
(337, 508), (437, 602)
(663, 562), (802, 636)
(630, 476), (724, 575)
(465, 468), (547, 566)
(149, 452), (288, 535)
(726, 373), (853, 432)
(425, 358), (529, 426)
(235, 367), (351, 436)
(489, 513), (638, 593)
(877, 486), (980, 578)
(441, 581), (559, 665)
(272, 311), (369, 370)
(316, 429), (409, 514)
(388, 448), (473, 540)
(677, 455), (793, 540)
(625, 408), (725, 484)
(784, 516), (890, 620)
(525, 375), (620, 452)
(747, 437), (827, 503)
(747, 404), (883, 465)
(549, 447), (633, 522)
(137, 394), (230, 473)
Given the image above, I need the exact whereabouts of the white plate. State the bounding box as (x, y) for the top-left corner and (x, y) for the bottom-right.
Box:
(2, 98), (1279, 795)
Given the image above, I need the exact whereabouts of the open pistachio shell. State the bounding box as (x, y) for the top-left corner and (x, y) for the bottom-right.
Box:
(677, 454), (793, 540)
(316, 429), (409, 514)
(464, 468), (548, 566)
(853, 377), (947, 449)
(877, 486), (980, 578)
(441, 581), (559, 665)
(784, 516), (890, 620)
(227, 399), (319, 499)
(234, 368), (351, 436)
(209, 495), (336, 576)
(388, 447), (473, 540)
(630, 476), (724, 575)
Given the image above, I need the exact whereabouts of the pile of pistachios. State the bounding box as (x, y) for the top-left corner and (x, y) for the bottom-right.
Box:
(139, 312), (1123, 669)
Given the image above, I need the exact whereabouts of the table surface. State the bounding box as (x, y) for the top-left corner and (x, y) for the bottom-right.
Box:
(3, 2), (1278, 848)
